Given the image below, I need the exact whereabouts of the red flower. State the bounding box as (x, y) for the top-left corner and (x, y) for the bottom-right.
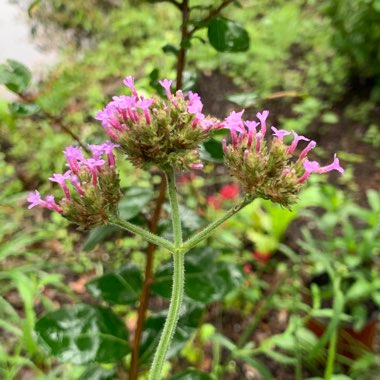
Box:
(219, 183), (240, 200)
(253, 251), (271, 264)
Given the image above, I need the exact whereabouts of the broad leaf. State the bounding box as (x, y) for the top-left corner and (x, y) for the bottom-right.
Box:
(0, 59), (32, 93)
(8, 102), (39, 116)
(139, 302), (202, 364)
(152, 247), (244, 304)
(118, 187), (154, 220)
(208, 17), (250, 52)
(86, 264), (142, 305)
(78, 365), (117, 380)
(35, 304), (129, 364)
(201, 139), (224, 162)
(83, 225), (120, 251)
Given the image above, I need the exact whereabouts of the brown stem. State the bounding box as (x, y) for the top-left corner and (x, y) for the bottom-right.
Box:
(17, 92), (88, 151)
(188, 0), (235, 36)
(128, 173), (167, 380)
(176, 0), (190, 90)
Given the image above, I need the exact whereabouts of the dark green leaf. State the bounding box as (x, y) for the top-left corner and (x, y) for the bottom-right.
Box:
(201, 139), (224, 162)
(170, 369), (212, 380)
(207, 17), (250, 52)
(8, 102), (40, 116)
(139, 302), (202, 364)
(83, 225), (120, 251)
(118, 187), (154, 220)
(86, 264), (142, 305)
(162, 44), (179, 56)
(0, 59), (32, 93)
(152, 247), (244, 304)
(35, 304), (129, 364)
(78, 365), (117, 380)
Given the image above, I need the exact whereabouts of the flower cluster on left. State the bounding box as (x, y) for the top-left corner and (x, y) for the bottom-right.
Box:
(27, 142), (121, 229)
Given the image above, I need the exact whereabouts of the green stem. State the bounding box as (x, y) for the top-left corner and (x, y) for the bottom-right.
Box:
(166, 169), (183, 246)
(149, 169), (184, 380)
(109, 216), (175, 253)
(324, 328), (337, 380)
(182, 197), (252, 253)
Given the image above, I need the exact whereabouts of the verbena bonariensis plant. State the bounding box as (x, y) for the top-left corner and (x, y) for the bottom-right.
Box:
(28, 76), (344, 379)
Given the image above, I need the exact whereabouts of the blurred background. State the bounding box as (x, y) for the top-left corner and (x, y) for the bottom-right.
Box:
(1, 1), (379, 379)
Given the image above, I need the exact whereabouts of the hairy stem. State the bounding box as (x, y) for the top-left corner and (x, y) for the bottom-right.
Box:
(109, 216), (175, 253)
(149, 169), (184, 380)
(129, 174), (167, 380)
(182, 197), (252, 253)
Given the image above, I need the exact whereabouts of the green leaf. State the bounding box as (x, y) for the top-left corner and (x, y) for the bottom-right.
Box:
(201, 139), (224, 162)
(83, 225), (120, 251)
(0, 59), (32, 93)
(8, 102), (40, 116)
(35, 304), (129, 364)
(139, 302), (202, 364)
(86, 264), (142, 305)
(162, 44), (179, 56)
(118, 187), (154, 220)
(78, 365), (117, 380)
(169, 369), (212, 380)
(152, 247), (244, 304)
(207, 17), (250, 52)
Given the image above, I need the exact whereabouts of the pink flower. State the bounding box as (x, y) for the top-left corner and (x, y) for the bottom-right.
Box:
(49, 170), (72, 199)
(27, 190), (44, 209)
(159, 79), (173, 99)
(70, 175), (85, 196)
(287, 130), (310, 154)
(271, 126), (290, 141)
(88, 144), (106, 159)
(245, 120), (259, 147)
(256, 110), (269, 136)
(299, 140), (316, 160)
(191, 163), (204, 170)
(64, 146), (84, 174)
(123, 76), (138, 98)
(44, 195), (63, 213)
(255, 131), (263, 153)
(27, 191), (63, 213)
(84, 158), (106, 185)
(297, 159), (321, 183)
(136, 97), (153, 124)
(207, 195), (222, 210)
(317, 154), (344, 174)
(225, 110), (245, 145)
(102, 141), (120, 168)
(187, 91), (203, 114)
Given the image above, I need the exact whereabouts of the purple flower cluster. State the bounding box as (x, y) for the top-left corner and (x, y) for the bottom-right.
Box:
(95, 76), (217, 143)
(223, 109), (344, 184)
(27, 141), (119, 213)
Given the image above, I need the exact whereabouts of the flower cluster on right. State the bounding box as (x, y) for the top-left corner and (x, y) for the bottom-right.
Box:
(222, 110), (344, 207)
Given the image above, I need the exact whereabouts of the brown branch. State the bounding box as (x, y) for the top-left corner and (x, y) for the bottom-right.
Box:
(188, 0), (235, 36)
(176, 0), (190, 90)
(17, 92), (88, 151)
(128, 173), (167, 380)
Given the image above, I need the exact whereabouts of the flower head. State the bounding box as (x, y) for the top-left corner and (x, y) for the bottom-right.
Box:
(159, 79), (173, 99)
(223, 109), (344, 207)
(95, 76), (219, 171)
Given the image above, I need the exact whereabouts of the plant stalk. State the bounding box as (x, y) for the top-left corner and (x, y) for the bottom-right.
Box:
(182, 197), (251, 253)
(149, 169), (184, 380)
(109, 216), (175, 253)
(129, 174), (167, 380)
